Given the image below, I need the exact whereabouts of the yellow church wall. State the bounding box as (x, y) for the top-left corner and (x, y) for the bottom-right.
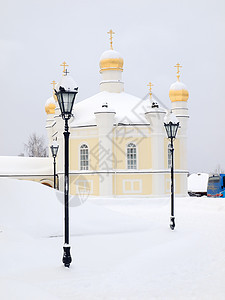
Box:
(70, 127), (151, 172)
(113, 134), (152, 170)
(69, 174), (99, 196)
(113, 173), (153, 195)
(139, 137), (152, 169)
(164, 138), (180, 169)
(70, 138), (99, 171)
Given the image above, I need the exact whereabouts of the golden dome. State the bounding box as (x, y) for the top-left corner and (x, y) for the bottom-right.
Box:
(45, 97), (56, 115)
(99, 50), (123, 72)
(169, 81), (189, 102)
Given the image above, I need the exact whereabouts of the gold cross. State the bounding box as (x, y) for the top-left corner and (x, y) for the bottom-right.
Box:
(107, 29), (115, 50)
(174, 63), (182, 80)
(147, 82), (154, 99)
(51, 80), (57, 90)
(60, 61), (69, 73)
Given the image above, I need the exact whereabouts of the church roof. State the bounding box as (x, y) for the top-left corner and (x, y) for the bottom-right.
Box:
(0, 156), (52, 176)
(70, 91), (149, 127)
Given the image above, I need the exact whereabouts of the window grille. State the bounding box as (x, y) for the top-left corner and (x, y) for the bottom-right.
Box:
(80, 144), (89, 170)
(127, 143), (137, 169)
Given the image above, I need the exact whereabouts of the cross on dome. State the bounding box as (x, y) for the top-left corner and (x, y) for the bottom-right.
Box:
(60, 61), (69, 74)
(174, 63), (182, 81)
(51, 80), (57, 90)
(107, 29), (115, 50)
(147, 82), (154, 99)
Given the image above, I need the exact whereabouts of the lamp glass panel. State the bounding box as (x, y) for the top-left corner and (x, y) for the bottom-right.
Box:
(68, 93), (76, 114)
(64, 93), (69, 114)
(171, 124), (176, 138)
(164, 122), (179, 139)
(171, 123), (179, 138)
(62, 92), (76, 115)
(55, 88), (77, 119)
(56, 92), (64, 115)
(164, 124), (171, 138)
(50, 145), (59, 157)
(52, 146), (59, 156)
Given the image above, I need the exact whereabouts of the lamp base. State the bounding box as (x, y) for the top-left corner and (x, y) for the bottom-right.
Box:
(62, 244), (72, 268)
(170, 216), (175, 230)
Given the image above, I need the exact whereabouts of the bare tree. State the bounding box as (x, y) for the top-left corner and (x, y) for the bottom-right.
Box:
(24, 133), (47, 157)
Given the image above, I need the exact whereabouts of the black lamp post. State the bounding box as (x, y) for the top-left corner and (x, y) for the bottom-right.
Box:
(55, 74), (78, 268)
(164, 112), (179, 230)
(50, 141), (59, 189)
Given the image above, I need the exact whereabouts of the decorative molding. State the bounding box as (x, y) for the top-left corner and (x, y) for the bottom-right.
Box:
(75, 179), (93, 194)
(57, 169), (189, 175)
(123, 179), (142, 194)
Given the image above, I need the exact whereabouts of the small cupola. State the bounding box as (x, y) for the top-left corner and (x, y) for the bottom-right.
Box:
(99, 30), (124, 93)
(169, 63), (189, 102)
(45, 96), (56, 115)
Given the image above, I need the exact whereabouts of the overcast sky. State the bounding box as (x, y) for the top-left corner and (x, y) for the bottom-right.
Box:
(0, 0), (224, 173)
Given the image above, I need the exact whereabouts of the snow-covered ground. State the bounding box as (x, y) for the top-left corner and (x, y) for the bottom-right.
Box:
(0, 178), (225, 300)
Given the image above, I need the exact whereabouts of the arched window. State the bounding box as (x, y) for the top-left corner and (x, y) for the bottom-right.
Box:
(168, 144), (172, 169)
(127, 143), (137, 169)
(80, 144), (89, 170)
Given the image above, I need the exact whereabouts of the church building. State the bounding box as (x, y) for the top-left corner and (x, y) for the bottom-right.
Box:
(45, 30), (189, 198)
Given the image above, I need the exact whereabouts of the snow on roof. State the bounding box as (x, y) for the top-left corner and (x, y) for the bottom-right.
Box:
(164, 111), (179, 124)
(100, 49), (122, 60)
(0, 156), (52, 176)
(71, 91), (149, 127)
(94, 102), (116, 114)
(55, 75), (78, 92)
(188, 173), (209, 193)
(170, 80), (188, 91)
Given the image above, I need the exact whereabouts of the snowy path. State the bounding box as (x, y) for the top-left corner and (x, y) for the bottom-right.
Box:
(0, 178), (225, 299)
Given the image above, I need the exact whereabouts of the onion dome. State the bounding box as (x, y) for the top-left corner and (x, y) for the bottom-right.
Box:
(169, 80), (189, 102)
(45, 96), (56, 115)
(169, 63), (189, 102)
(99, 49), (124, 72)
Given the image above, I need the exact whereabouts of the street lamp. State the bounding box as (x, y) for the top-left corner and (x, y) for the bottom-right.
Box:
(164, 111), (179, 230)
(50, 140), (59, 189)
(55, 74), (78, 268)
